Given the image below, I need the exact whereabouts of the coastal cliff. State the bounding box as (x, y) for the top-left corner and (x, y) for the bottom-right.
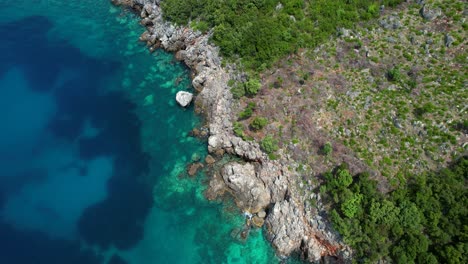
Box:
(111, 0), (351, 262)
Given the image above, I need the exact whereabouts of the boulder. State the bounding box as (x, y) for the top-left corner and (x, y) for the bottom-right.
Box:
(252, 216), (265, 227)
(175, 91), (193, 107)
(445, 34), (455, 47)
(420, 5), (441, 21)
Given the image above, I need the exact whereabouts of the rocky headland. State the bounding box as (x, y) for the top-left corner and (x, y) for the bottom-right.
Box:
(111, 0), (351, 262)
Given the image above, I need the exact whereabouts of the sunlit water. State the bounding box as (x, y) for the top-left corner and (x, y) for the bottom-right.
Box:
(0, 1), (279, 263)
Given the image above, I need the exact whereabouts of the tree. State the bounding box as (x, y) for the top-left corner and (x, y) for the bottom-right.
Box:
(337, 168), (353, 188)
(341, 193), (362, 218)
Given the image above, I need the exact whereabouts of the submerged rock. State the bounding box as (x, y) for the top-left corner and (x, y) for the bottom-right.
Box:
(187, 162), (203, 177)
(204, 155), (216, 165)
(175, 91), (193, 107)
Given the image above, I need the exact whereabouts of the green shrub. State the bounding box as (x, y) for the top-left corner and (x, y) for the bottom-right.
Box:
(260, 135), (278, 154)
(387, 66), (401, 82)
(233, 122), (244, 137)
(227, 79), (236, 87)
(231, 83), (245, 99)
(238, 102), (256, 120)
(245, 78), (261, 96)
(190, 20), (209, 33)
(414, 102), (436, 118)
(250, 116), (268, 130)
(323, 142), (333, 156)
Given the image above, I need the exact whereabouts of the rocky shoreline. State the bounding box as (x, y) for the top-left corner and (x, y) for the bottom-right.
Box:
(112, 0), (351, 262)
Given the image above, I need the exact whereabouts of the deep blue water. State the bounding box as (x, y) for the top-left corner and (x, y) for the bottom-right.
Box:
(0, 15), (151, 264)
(0, 1), (279, 263)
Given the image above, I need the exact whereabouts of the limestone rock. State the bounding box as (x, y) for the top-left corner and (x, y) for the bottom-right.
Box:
(221, 162), (270, 213)
(265, 200), (307, 257)
(205, 173), (226, 200)
(257, 210), (266, 218)
(252, 216), (265, 228)
(176, 91), (193, 107)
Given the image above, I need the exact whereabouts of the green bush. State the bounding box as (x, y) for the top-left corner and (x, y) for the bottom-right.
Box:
(245, 78), (261, 96)
(190, 20), (209, 33)
(250, 116), (268, 130)
(387, 66), (401, 82)
(260, 135), (278, 154)
(231, 83), (245, 99)
(238, 102), (256, 120)
(323, 142), (333, 156)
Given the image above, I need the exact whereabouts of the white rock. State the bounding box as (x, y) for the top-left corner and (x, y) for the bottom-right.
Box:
(175, 91), (193, 107)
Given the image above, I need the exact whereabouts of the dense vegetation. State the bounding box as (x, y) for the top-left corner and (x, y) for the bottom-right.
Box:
(162, 0), (403, 69)
(322, 157), (468, 263)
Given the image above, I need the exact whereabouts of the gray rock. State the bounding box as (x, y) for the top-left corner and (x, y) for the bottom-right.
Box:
(257, 210), (266, 218)
(338, 28), (351, 38)
(265, 200), (307, 257)
(175, 91), (193, 107)
(420, 5), (441, 21)
(445, 34), (455, 47)
(379, 15), (401, 30)
(386, 36), (396, 43)
(221, 162), (271, 213)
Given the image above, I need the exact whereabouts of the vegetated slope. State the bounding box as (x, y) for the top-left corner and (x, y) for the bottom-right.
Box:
(231, 0), (466, 181)
(219, 0), (467, 262)
(162, 0), (403, 69)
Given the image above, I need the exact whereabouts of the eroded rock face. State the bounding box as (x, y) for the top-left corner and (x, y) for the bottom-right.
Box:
(266, 200), (308, 257)
(175, 91), (193, 107)
(221, 162), (270, 214)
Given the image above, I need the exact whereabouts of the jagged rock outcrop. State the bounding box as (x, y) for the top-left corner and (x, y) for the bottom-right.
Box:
(221, 162), (270, 213)
(112, 0), (351, 262)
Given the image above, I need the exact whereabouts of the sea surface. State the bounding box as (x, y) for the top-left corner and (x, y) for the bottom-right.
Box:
(0, 1), (280, 263)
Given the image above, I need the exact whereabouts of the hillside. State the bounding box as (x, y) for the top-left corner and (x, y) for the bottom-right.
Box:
(156, 0), (467, 262)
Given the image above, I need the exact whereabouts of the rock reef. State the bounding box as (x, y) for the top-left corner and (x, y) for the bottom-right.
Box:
(112, 0), (351, 262)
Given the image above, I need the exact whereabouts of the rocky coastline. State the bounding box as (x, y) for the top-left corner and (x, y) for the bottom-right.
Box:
(112, 0), (351, 262)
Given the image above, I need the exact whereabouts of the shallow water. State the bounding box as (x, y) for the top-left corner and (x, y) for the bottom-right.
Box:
(0, 1), (280, 263)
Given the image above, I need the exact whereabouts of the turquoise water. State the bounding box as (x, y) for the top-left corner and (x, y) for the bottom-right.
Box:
(0, 1), (279, 263)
